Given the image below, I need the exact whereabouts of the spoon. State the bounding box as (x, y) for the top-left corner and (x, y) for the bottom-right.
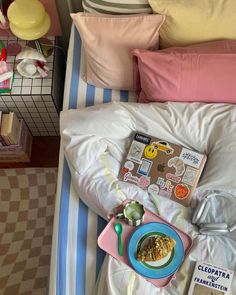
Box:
(115, 223), (123, 256)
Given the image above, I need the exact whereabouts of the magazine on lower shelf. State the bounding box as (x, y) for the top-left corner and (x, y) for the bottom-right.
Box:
(0, 71), (15, 93)
(0, 119), (33, 162)
(188, 261), (234, 295)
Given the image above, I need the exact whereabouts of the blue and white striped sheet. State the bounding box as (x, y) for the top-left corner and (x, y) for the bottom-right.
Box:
(49, 25), (136, 295)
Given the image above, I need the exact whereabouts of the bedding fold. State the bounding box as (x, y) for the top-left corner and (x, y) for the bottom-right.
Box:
(60, 101), (236, 294)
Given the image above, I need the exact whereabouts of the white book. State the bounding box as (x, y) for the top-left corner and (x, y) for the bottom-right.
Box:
(1, 112), (21, 145)
(188, 262), (234, 295)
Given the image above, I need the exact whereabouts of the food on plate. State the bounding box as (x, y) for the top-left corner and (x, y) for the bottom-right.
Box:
(137, 235), (176, 261)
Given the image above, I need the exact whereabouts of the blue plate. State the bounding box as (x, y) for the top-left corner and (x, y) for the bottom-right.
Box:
(127, 222), (184, 279)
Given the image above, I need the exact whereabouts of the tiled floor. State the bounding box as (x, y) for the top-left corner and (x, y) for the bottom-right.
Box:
(0, 168), (57, 295)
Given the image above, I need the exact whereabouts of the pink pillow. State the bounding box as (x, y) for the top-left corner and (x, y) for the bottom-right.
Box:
(134, 40), (236, 103)
(71, 12), (165, 90)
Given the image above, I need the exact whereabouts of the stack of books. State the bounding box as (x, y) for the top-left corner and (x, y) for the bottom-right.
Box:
(0, 111), (33, 162)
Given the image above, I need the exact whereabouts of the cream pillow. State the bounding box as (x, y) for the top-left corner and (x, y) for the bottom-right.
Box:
(149, 0), (236, 48)
(71, 12), (165, 90)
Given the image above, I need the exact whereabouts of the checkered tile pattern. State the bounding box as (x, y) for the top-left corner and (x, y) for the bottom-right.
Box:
(0, 168), (57, 295)
(0, 37), (60, 136)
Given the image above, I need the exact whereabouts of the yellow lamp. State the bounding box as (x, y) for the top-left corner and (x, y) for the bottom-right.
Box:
(7, 0), (51, 41)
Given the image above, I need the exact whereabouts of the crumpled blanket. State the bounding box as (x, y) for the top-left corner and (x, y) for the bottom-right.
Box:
(60, 101), (236, 294)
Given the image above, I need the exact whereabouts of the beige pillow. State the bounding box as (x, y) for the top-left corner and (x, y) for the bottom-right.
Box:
(149, 0), (236, 48)
(71, 12), (165, 90)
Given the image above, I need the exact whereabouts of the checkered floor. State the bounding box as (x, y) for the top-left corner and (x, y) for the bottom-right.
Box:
(0, 168), (57, 295)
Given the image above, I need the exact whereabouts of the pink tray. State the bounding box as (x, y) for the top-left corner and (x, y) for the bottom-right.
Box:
(97, 209), (192, 288)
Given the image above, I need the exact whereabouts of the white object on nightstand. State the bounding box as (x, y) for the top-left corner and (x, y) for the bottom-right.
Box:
(0, 37), (64, 136)
(16, 47), (48, 78)
(17, 60), (38, 78)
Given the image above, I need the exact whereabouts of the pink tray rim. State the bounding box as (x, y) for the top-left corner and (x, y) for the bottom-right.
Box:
(98, 208), (193, 288)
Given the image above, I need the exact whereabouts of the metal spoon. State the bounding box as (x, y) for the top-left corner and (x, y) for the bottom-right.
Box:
(115, 223), (123, 256)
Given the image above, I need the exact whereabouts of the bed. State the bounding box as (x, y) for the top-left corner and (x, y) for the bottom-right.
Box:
(49, 25), (135, 295)
(49, 5), (236, 295)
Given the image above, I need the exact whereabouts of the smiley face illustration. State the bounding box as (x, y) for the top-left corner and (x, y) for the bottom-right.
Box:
(144, 145), (158, 159)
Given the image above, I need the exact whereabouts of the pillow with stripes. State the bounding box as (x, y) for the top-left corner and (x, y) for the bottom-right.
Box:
(82, 0), (152, 14)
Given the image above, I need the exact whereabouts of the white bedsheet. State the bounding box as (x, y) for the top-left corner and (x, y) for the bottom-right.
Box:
(60, 101), (236, 294)
(49, 25), (135, 295)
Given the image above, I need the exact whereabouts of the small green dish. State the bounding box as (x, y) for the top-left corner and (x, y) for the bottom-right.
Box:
(116, 201), (145, 226)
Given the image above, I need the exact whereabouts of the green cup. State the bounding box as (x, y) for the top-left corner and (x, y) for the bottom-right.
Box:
(116, 201), (145, 226)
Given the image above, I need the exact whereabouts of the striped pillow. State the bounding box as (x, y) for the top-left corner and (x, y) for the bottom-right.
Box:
(82, 0), (152, 14)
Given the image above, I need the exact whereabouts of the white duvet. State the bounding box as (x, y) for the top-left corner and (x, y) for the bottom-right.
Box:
(60, 102), (236, 295)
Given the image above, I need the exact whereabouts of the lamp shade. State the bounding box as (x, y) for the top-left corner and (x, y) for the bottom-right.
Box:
(7, 0), (51, 40)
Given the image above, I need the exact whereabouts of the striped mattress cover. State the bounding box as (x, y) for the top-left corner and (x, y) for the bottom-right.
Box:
(49, 25), (135, 295)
